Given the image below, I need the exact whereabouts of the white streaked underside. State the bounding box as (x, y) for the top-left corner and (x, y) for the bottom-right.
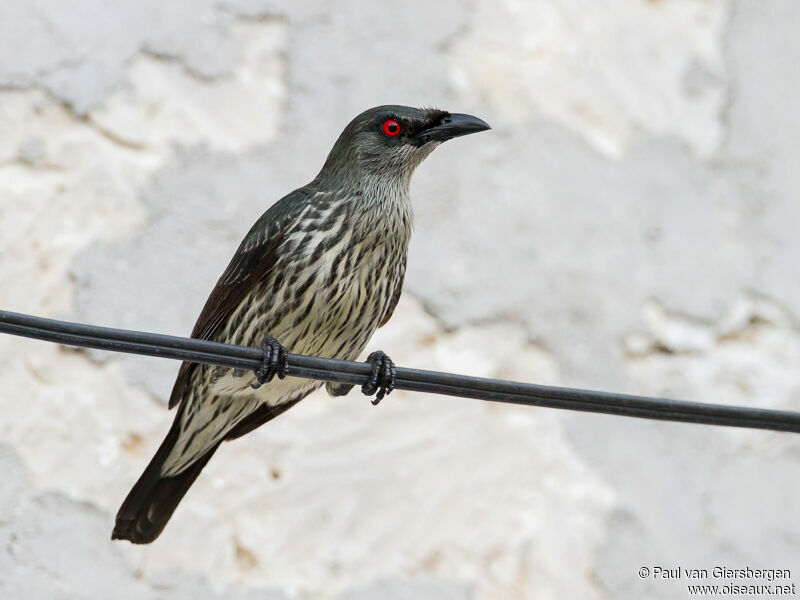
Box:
(161, 182), (413, 476)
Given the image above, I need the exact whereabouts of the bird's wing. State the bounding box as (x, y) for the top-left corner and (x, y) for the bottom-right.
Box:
(224, 396), (304, 440)
(168, 188), (313, 409)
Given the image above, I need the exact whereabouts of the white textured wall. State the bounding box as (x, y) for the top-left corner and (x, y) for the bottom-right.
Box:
(1, 1), (799, 598)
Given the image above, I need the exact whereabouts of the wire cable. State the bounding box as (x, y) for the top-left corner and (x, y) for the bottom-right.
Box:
(1, 309), (799, 434)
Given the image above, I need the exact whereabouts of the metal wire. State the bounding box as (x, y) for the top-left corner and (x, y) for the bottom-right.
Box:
(1, 308), (799, 434)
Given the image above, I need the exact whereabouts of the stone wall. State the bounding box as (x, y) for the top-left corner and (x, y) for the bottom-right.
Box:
(1, 1), (798, 598)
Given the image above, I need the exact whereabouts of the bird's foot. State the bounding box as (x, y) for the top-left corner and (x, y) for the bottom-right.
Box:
(251, 336), (289, 389)
(362, 350), (396, 405)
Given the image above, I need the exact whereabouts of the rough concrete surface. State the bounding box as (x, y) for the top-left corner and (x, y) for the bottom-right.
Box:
(1, 1), (799, 598)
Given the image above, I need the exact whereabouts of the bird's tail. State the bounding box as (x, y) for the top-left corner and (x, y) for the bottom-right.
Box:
(112, 415), (220, 544)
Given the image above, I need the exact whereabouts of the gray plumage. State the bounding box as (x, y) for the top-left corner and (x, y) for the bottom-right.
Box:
(113, 105), (490, 543)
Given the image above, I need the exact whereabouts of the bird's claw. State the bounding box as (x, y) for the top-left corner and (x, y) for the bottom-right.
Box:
(362, 350), (396, 405)
(251, 336), (289, 389)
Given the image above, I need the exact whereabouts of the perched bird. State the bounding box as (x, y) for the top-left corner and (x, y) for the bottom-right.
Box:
(112, 105), (490, 543)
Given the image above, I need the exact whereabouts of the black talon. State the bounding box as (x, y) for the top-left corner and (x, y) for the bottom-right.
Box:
(362, 350), (396, 405)
(251, 336), (289, 389)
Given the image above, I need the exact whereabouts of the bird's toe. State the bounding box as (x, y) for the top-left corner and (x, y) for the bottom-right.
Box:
(362, 350), (396, 405)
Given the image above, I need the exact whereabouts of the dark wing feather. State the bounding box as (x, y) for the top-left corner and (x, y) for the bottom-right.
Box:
(224, 396), (304, 440)
(168, 188), (314, 409)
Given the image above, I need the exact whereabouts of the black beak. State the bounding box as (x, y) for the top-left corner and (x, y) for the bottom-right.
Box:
(416, 113), (491, 144)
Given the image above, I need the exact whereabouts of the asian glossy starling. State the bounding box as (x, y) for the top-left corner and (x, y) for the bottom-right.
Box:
(112, 105), (490, 543)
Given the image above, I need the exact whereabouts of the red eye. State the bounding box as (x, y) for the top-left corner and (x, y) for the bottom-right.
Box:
(382, 119), (401, 137)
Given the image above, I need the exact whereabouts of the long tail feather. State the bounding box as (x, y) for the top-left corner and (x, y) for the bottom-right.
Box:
(112, 416), (220, 544)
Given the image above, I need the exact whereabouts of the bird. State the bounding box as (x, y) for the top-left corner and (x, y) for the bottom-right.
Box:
(112, 105), (491, 544)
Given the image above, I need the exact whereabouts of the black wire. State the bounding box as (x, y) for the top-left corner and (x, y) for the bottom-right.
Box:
(1, 309), (799, 434)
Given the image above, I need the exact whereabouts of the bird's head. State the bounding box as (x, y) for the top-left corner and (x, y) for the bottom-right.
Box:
(317, 105), (490, 184)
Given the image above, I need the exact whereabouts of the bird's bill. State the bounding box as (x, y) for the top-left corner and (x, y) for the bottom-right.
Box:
(415, 113), (491, 143)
